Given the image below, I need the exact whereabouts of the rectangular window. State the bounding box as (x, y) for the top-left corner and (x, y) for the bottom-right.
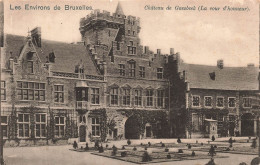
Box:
(27, 61), (34, 73)
(91, 88), (100, 104)
(119, 64), (125, 76)
(243, 97), (251, 108)
(17, 81), (45, 101)
(157, 68), (163, 79)
(128, 41), (136, 55)
(116, 42), (120, 50)
(18, 114), (30, 138)
(192, 96), (200, 107)
(92, 118), (100, 136)
(54, 85), (64, 103)
(1, 81), (6, 101)
(128, 30), (130, 36)
(228, 97), (236, 108)
(204, 96), (212, 107)
(217, 97), (224, 108)
(122, 88), (130, 106)
(139, 66), (145, 78)
(55, 116), (65, 138)
(129, 63), (136, 77)
(146, 89), (153, 106)
(134, 89), (142, 106)
(110, 88), (118, 105)
(157, 90), (164, 107)
(1, 116), (8, 138)
(133, 31), (135, 36)
(35, 114), (46, 138)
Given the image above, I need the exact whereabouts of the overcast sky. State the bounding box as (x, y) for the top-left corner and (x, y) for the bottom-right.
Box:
(4, 0), (259, 67)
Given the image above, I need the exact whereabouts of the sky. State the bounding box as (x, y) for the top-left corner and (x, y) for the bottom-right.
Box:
(3, 0), (259, 67)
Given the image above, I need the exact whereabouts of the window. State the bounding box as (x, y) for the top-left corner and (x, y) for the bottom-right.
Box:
(17, 81), (45, 101)
(204, 96), (212, 107)
(91, 88), (100, 104)
(157, 90), (164, 107)
(116, 42), (120, 50)
(157, 68), (163, 79)
(129, 62), (136, 77)
(128, 30), (130, 36)
(119, 64), (125, 76)
(192, 96), (200, 107)
(55, 116), (65, 137)
(110, 88), (118, 105)
(139, 66), (145, 78)
(54, 85), (64, 103)
(1, 116), (8, 138)
(228, 97), (236, 108)
(134, 89), (142, 106)
(122, 88), (130, 106)
(128, 41), (136, 55)
(243, 97), (251, 108)
(92, 118), (100, 137)
(18, 114), (30, 138)
(27, 61), (33, 73)
(217, 97), (224, 108)
(133, 31), (135, 36)
(1, 81), (6, 101)
(35, 114), (46, 138)
(146, 89), (153, 106)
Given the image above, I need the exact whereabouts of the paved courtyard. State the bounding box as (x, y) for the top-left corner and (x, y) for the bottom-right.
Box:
(3, 138), (259, 165)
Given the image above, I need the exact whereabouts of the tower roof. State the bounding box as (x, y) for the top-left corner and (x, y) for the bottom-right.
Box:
(115, 2), (124, 15)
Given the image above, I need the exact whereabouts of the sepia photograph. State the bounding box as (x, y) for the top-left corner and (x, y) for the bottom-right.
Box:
(0, 0), (259, 164)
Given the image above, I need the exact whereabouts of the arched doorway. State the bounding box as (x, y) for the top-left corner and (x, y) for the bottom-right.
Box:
(125, 116), (140, 139)
(79, 125), (86, 142)
(241, 113), (254, 136)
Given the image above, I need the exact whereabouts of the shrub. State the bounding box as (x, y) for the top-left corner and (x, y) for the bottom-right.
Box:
(140, 143), (143, 146)
(81, 146), (83, 149)
(98, 146), (104, 153)
(214, 145), (217, 148)
(187, 144), (191, 149)
(94, 141), (99, 149)
(239, 162), (247, 165)
(106, 144), (108, 148)
(133, 146), (137, 151)
(178, 149), (183, 153)
(196, 140), (198, 144)
(127, 139), (131, 145)
(144, 147), (148, 150)
(165, 148), (169, 152)
(177, 137), (181, 143)
(211, 135), (215, 142)
(121, 151), (127, 157)
(191, 151), (195, 156)
(142, 151), (152, 162)
(112, 145), (117, 156)
(148, 142), (151, 146)
(166, 154), (171, 159)
(161, 143), (165, 147)
(206, 158), (216, 165)
(209, 145), (216, 157)
(122, 146), (125, 150)
(225, 147), (230, 151)
(201, 142), (204, 146)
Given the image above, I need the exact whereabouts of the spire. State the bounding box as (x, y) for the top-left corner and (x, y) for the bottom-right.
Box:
(115, 2), (124, 15)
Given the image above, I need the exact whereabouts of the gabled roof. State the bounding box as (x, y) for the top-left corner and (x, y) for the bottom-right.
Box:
(180, 63), (259, 91)
(4, 34), (100, 75)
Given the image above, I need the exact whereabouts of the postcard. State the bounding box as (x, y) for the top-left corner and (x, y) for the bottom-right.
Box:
(0, 0), (259, 165)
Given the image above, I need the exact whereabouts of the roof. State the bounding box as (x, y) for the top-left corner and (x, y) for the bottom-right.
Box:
(180, 63), (259, 91)
(115, 2), (124, 15)
(4, 34), (100, 75)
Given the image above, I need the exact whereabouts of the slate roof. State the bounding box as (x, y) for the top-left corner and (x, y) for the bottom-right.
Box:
(4, 34), (100, 75)
(180, 63), (259, 91)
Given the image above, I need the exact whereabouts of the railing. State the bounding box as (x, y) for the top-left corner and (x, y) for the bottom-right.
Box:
(76, 101), (90, 109)
(51, 71), (104, 81)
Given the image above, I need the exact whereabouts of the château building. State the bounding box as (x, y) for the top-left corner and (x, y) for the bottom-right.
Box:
(1, 3), (259, 146)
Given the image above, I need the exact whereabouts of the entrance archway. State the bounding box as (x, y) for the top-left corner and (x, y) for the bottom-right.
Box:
(241, 113), (254, 136)
(79, 125), (86, 142)
(125, 116), (140, 139)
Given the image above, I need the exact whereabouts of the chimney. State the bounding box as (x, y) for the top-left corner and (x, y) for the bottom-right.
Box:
(157, 49), (161, 55)
(217, 59), (224, 69)
(31, 27), (41, 47)
(170, 48), (174, 55)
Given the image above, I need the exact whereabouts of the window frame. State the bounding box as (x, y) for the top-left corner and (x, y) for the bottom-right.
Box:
(110, 88), (119, 106)
(1, 116), (8, 138)
(192, 95), (200, 107)
(134, 89), (142, 107)
(54, 84), (64, 103)
(35, 113), (47, 138)
(157, 68), (163, 79)
(228, 97), (236, 108)
(27, 60), (34, 74)
(92, 118), (100, 137)
(17, 113), (30, 138)
(129, 62), (136, 77)
(146, 89), (153, 107)
(139, 66), (145, 78)
(91, 88), (100, 105)
(54, 116), (65, 138)
(157, 90), (164, 108)
(216, 96), (224, 108)
(243, 97), (252, 108)
(1, 81), (6, 101)
(17, 81), (46, 101)
(122, 88), (131, 106)
(127, 41), (136, 55)
(118, 64), (126, 76)
(204, 96), (213, 108)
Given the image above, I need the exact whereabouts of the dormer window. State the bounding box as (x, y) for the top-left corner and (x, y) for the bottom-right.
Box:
(27, 61), (33, 73)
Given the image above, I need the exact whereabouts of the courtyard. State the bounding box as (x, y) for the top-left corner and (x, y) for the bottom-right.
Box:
(3, 137), (259, 165)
